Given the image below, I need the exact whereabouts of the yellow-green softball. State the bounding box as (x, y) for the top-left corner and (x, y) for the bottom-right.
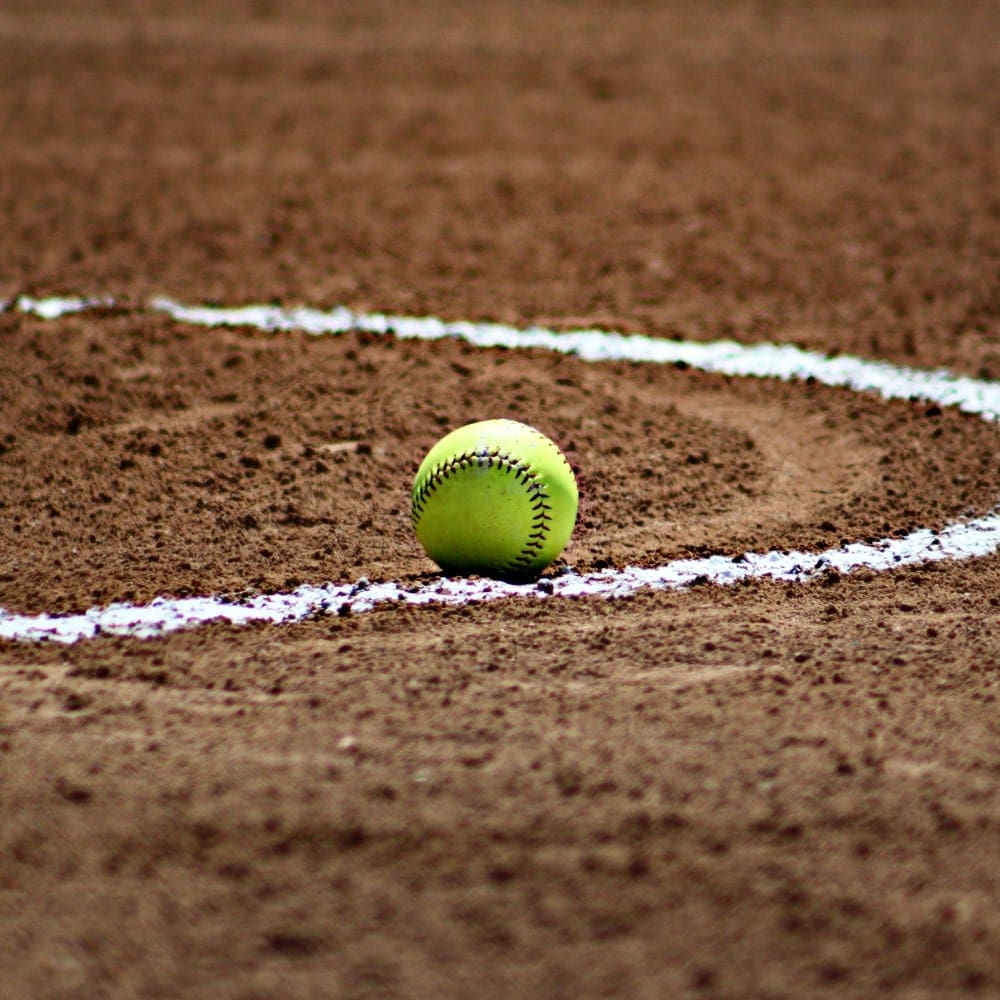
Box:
(411, 419), (578, 580)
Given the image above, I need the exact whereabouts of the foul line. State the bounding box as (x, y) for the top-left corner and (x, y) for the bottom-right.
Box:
(1, 295), (998, 644)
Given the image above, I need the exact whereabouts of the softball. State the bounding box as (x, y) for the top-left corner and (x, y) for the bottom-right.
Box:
(411, 419), (578, 580)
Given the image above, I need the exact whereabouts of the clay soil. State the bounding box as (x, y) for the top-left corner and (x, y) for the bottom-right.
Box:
(1, 2), (998, 997)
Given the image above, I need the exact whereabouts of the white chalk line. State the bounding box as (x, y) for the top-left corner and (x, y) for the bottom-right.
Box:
(1, 294), (998, 644)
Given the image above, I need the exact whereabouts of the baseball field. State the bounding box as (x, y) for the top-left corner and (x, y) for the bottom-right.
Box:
(1, 1), (998, 996)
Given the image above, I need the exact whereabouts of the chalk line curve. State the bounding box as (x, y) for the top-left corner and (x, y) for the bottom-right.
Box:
(1, 295), (997, 644)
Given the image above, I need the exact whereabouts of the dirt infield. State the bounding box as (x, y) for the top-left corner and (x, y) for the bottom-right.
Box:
(1, 2), (998, 996)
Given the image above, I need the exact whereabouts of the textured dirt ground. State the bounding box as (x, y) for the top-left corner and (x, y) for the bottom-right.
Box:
(1, 2), (998, 997)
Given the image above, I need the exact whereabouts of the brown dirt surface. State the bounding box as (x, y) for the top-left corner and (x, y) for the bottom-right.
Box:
(1, 2), (998, 997)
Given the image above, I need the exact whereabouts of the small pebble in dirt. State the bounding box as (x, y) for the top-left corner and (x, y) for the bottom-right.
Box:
(62, 691), (91, 712)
